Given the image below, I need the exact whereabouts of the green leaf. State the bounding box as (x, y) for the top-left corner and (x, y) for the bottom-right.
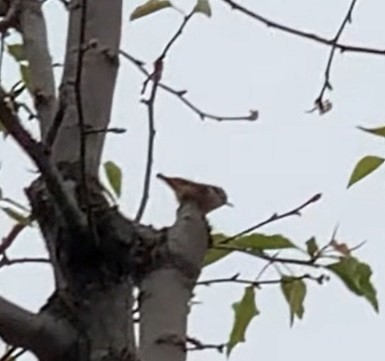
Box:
(234, 233), (296, 250)
(281, 276), (307, 326)
(327, 257), (378, 312)
(193, 0), (212, 17)
(306, 237), (318, 257)
(7, 44), (26, 62)
(20, 64), (32, 91)
(347, 155), (384, 188)
(203, 233), (295, 267)
(358, 125), (385, 138)
(203, 247), (231, 267)
(203, 234), (232, 266)
(1, 207), (31, 226)
(227, 286), (259, 356)
(104, 161), (122, 197)
(130, 0), (172, 21)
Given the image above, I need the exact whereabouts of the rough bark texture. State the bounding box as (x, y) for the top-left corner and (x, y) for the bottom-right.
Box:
(139, 203), (210, 361)
(19, 0), (56, 139)
(51, 0), (122, 176)
(140, 203), (209, 361)
(0, 295), (76, 360)
(0, 1), (210, 361)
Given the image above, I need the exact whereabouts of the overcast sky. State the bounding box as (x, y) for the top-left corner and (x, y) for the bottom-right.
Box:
(1, 0), (385, 360)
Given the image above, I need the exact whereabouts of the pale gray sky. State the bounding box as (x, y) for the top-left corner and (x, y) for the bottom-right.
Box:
(1, 0), (385, 360)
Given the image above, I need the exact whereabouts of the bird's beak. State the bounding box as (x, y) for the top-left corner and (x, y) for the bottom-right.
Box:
(226, 201), (234, 207)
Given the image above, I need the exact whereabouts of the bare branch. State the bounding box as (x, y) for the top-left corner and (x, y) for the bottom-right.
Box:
(220, 0), (385, 56)
(135, 12), (195, 222)
(214, 244), (322, 268)
(219, 193), (322, 245)
(0, 223), (26, 255)
(0, 295), (75, 359)
(314, 0), (359, 109)
(141, 11), (194, 95)
(119, 50), (257, 122)
(134, 59), (162, 222)
(0, 348), (26, 361)
(0, 255), (50, 268)
(186, 336), (225, 353)
(0, 346), (19, 361)
(0, 86), (88, 235)
(196, 273), (327, 287)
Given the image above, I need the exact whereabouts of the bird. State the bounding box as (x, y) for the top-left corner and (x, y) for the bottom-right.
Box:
(156, 173), (232, 214)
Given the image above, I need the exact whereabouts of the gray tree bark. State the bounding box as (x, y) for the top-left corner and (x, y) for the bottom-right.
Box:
(0, 2), (209, 361)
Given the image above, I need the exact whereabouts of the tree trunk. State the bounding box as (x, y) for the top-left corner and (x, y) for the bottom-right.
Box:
(0, 2), (210, 361)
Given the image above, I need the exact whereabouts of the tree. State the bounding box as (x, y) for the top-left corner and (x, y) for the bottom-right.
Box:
(0, 1), (381, 361)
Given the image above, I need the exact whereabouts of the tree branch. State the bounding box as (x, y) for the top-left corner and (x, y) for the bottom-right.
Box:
(134, 59), (161, 222)
(51, 0), (122, 176)
(220, 0), (385, 56)
(314, 0), (359, 110)
(0, 223), (26, 255)
(186, 336), (225, 353)
(141, 11), (194, 95)
(196, 273), (327, 287)
(0, 348), (26, 361)
(0, 86), (88, 235)
(139, 202), (210, 361)
(119, 50), (258, 122)
(219, 193), (321, 245)
(135, 11), (195, 222)
(214, 244), (322, 268)
(0, 295), (75, 360)
(19, 0), (57, 140)
(0, 255), (50, 269)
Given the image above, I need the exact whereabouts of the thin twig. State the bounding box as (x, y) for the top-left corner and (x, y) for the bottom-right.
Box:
(311, 224), (339, 261)
(196, 273), (326, 287)
(0, 346), (17, 361)
(135, 12), (195, 221)
(255, 251), (279, 280)
(186, 336), (225, 353)
(134, 59), (162, 222)
(219, 193), (322, 245)
(0, 223), (27, 255)
(84, 127), (126, 135)
(214, 244), (322, 268)
(9, 349), (26, 360)
(220, 0), (385, 56)
(141, 11), (194, 95)
(119, 50), (257, 122)
(0, 256), (50, 268)
(314, 0), (359, 110)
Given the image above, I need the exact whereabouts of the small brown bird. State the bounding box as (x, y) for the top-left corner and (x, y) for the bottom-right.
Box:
(157, 173), (232, 214)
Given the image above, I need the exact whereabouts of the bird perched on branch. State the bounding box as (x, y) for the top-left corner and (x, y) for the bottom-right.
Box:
(157, 173), (232, 214)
